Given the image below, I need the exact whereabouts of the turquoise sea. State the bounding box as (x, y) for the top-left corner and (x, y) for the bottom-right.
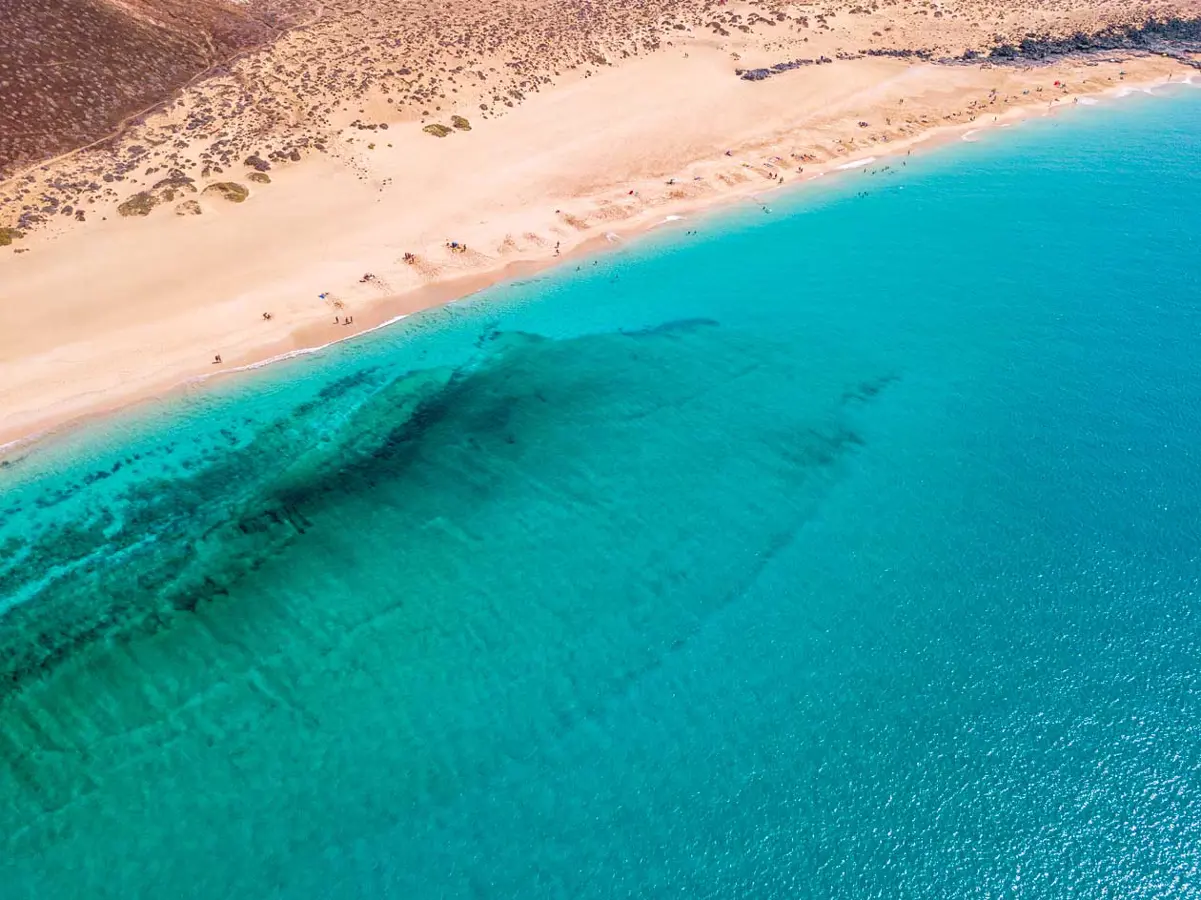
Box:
(3, 86), (1201, 898)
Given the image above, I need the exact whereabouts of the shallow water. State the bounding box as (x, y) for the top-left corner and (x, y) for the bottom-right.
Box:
(3, 88), (1201, 898)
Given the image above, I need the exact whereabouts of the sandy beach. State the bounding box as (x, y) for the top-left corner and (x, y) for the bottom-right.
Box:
(2, 0), (1199, 451)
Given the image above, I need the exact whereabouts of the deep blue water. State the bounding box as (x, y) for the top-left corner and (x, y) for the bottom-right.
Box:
(2, 86), (1201, 898)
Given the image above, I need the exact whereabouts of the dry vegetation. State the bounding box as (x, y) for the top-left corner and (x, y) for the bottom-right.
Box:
(0, 0), (314, 175)
(202, 181), (251, 202)
(1, 0), (1198, 235)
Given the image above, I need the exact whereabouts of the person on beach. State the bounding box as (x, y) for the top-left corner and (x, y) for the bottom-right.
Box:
(213, 354), (222, 364)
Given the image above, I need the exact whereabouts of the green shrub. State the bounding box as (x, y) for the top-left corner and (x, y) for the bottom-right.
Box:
(203, 182), (250, 203)
(117, 192), (159, 217)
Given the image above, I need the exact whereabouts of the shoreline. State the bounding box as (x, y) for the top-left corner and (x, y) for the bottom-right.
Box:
(1, 56), (1195, 461)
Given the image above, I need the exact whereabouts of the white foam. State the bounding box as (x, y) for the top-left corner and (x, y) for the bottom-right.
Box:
(836, 157), (876, 170)
(187, 313), (414, 385)
(961, 130), (980, 143)
(664, 215), (685, 222)
(605, 231), (621, 243)
(0, 437), (28, 457)
(1078, 96), (1099, 106)
(227, 347), (322, 374)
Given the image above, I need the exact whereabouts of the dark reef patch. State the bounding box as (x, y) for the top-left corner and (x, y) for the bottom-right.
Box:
(0, 317), (897, 697)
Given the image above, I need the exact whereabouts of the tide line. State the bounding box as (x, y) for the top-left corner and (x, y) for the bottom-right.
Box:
(187, 313), (413, 385)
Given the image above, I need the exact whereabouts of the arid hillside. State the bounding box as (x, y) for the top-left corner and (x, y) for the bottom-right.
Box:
(0, 0), (313, 174)
(1, 0), (1199, 234)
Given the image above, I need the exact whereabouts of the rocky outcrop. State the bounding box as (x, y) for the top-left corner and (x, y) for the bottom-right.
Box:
(737, 17), (1201, 84)
(737, 56), (833, 81)
(981, 17), (1201, 62)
